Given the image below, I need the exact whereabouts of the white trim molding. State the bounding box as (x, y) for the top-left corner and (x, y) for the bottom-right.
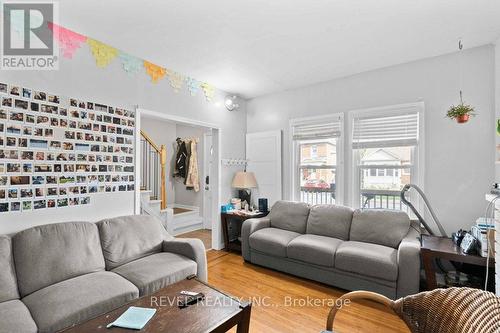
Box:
(135, 107), (223, 250)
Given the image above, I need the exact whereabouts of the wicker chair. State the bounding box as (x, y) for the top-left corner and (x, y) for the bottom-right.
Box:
(324, 287), (500, 333)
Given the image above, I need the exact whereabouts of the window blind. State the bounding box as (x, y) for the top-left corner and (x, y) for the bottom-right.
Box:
(292, 119), (342, 140)
(352, 112), (419, 149)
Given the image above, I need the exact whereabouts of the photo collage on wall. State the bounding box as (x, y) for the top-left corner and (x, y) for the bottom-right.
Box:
(0, 82), (135, 213)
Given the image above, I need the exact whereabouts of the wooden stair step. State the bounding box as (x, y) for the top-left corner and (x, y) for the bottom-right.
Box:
(149, 200), (162, 205)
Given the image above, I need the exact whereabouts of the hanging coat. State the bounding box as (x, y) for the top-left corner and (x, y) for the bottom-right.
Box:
(173, 138), (188, 179)
(185, 140), (200, 192)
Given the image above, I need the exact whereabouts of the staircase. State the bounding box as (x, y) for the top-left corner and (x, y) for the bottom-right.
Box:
(140, 130), (167, 209)
(139, 130), (204, 234)
(140, 130), (170, 230)
(140, 190), (203, 235)
(168, 205), (203, 235)
(139, 189), (172, 230)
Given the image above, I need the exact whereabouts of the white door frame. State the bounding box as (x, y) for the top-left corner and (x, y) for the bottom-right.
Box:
(202, 131), (213, 230)
(135, 107), (223, 250)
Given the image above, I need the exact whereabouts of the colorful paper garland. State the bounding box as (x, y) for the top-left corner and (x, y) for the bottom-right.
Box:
(48, 22), (87, 59)
(144, 61), (167, 83)
(186, 77), (200, 96)
(201, 82), (215, 102)
(119, 52), (143, 75)
(43, 22), (218, 101)
(87, 38), (118, 68)
(168, 71), (184, 92)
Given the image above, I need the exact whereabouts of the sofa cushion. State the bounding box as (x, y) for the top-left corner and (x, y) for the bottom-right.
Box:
(349, 209), (410, 248)
(306, 204), (353, 240)
(335, 241), (398, 281)
(0, 236), (19, 302)
(97, 215), (171, 270)
(112, 252), (197, 296)
(22, 271), (138, 333)
(287, 234), (343, 267)
(0, 300), (37, 333)
(249, 227), (300, 257)
(12, 222), (105, 297)
(269, 200), (310, 233)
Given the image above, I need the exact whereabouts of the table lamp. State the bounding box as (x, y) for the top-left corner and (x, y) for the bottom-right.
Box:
(231, 171), (257, 208)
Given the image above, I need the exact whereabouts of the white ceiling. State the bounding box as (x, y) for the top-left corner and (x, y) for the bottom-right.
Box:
(60, 0), (500, 99)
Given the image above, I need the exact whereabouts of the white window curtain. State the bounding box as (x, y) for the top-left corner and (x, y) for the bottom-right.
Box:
(292, 117), (342, 141)
(352, 112), (419, 149)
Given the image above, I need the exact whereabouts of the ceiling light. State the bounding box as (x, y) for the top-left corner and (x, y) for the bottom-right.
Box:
(224, 95), (240, 111)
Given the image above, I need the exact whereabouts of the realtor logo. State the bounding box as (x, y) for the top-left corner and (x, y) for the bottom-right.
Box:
(1, 1), (59, 70)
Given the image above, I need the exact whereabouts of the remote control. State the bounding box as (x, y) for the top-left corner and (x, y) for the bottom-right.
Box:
(178, 292), (205, 309)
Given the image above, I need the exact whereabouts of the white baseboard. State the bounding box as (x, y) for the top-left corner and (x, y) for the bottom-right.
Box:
(167, 203), (200, 211)
(172, 222), (205, 236)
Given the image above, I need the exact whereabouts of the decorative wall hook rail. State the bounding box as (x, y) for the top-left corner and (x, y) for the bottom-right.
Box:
(222, 158), (248, 166)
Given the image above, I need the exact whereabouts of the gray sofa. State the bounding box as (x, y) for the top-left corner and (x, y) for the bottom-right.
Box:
(242, 201), (421, 299)
(0, 215), (207, 333)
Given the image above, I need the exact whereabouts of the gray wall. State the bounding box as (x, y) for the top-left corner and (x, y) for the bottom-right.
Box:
(0, 43), (247, 234)
(140, 117), (177, 205)
(247, 45), (495, 234)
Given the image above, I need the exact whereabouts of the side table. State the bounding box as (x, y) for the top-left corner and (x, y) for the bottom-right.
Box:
(221, 211), (268, 252)
(421, 235), (494, 290)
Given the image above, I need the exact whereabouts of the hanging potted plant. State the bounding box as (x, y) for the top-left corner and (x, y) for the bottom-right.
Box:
(446, 102), (475, 124)
(446, 40), (476, 124)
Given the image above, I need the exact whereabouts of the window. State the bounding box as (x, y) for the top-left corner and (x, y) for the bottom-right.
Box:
(291, 114), (343, 205)
(352, 105), (422, 212)
(289, 103), (423, 212)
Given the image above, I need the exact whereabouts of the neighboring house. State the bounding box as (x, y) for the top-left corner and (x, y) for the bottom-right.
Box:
(361, 148), (411, 190)
(300, 141), (336, 187)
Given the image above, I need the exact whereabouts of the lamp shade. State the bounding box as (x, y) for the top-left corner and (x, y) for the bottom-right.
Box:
(231, 171), (257, 189)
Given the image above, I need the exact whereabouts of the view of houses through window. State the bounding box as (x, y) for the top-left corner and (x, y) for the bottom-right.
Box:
(291, 103), (423, 212)
(294, 106), (420, 212)
(358, 146), (412, 212)
(299, 138), (337, 205)
(298, 141), (413, 211)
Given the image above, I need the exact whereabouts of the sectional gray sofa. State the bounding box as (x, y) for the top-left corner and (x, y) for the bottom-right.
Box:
(242, 201), (421, 299)
(0, 215), (207, 333)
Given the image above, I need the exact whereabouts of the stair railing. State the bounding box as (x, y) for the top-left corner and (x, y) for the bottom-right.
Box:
(140, 130), (167, 210)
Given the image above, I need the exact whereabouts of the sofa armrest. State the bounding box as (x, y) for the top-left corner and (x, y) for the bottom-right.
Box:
(241, 217), (271, 261)
(163, 238), (207, 282)
(396, 221), (421, 298)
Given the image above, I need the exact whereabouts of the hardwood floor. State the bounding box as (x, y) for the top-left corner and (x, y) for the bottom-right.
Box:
(207, 250), (410, 333)
(177, 229), (212, 249)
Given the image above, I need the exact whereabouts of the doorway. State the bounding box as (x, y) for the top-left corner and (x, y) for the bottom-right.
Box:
(135, 108), (221, 251)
